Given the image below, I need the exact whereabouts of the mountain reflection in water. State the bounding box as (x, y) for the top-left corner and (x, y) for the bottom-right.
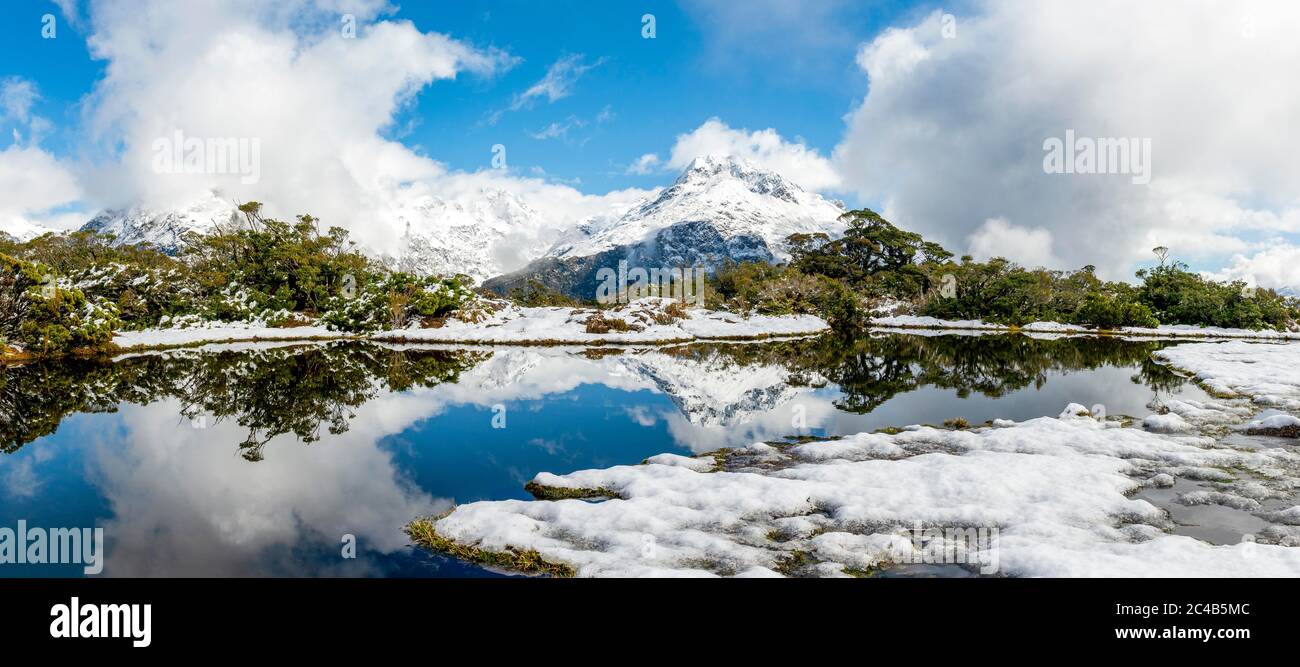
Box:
(0, 333), (1208, 576)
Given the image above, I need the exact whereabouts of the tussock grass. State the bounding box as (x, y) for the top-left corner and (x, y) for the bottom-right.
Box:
(522, 481), (618, 500)
(404, 516), (576, 578)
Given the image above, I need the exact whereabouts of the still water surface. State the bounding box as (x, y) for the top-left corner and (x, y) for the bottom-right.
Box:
(0, 333), (1216, 576)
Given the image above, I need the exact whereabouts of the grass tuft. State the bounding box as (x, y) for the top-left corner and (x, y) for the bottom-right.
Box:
(522, 481), (619, 500)
(404, 516), (576, 578)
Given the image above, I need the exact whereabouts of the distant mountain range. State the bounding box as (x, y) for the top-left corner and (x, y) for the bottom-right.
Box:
(70, 155), (846, 292)
(484, 155), (846, 297)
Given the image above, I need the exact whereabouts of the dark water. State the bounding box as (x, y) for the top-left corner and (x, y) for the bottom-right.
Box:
(0, 333), (1213, 577)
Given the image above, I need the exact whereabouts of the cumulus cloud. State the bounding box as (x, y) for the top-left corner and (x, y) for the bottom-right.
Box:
(625, 153), (660, 175)
(966, 217), (1062, 268)
(834, 1), (1300, 279)
(65, 1), (656, 257)
(1204, 243), (1300, 294)
(0, 144), (85, 236)
(0, 76), (80, 237)
(667, 117), (841, 192)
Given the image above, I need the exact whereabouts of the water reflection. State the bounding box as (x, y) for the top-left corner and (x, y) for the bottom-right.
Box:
(2, 344), (487, 460)
(0, 333), (1209, 576)
(2, 335), (1198, 458)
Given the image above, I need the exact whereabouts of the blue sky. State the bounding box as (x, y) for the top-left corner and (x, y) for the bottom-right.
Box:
(2, 1), (1298, 288)
(1, 0), (937, 195)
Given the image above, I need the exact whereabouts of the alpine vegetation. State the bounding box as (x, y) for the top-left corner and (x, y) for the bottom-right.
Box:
(594, 261), (707, 305)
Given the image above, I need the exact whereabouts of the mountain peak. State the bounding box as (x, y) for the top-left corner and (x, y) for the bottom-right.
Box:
(679, 154), (774, 181)
(674, 154), (809, 204)
(81, 191), (239, 254)
(544, 154), (846, 263)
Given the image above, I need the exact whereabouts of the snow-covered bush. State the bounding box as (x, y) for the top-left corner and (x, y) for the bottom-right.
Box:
(1, 253), (120, 354)
(73, 262), (200, 330)
(322, 273), (473, 332)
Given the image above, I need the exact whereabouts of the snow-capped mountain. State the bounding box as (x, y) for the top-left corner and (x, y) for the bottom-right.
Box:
(77, 187), (603, 283)
(80, 192), (240, 254)
(381, 188), (580, 283)
(549, 155), (846, 262)
(485, 155), (846, 297)
(0, 218), (62, 242)
(455, 347), (820, 429)
(73, 155), (844, 289)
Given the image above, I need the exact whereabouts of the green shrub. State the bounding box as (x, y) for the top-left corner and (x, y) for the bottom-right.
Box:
(322, 273), (473, 333)
(1, 253), (120, 354)
(185, 206), (374, 319)
(1137, 263), (1295, 330)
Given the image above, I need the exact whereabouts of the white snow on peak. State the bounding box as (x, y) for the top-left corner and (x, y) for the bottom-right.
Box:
(0, 217), (61, 242)
(546, 154), (846, 261)
(81, 191), (240, 254)
(382, 187), (575, 283)
(74, 156), (844, 280)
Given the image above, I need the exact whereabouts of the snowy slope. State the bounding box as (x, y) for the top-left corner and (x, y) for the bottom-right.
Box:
(0, 218), (61, 242)
(80, 192), (240, 254)
(548, 155), (846, 262)
(381, 188), (586, 283)
(75, 156), (844, 286)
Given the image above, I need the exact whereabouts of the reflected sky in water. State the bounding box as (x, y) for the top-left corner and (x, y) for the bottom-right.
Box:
(0, 334), (1210, 577)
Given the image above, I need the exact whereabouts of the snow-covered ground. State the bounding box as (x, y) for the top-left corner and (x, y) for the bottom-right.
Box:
(871, 314), (1300, 340)
(1156, 340), (1300, 411)
(110, 299), (828, 351)
(423, 340), (1300, 577)
(112, 323), (345, 350)
(373, 299), (826, 345)
(430, 403), (1300, 577)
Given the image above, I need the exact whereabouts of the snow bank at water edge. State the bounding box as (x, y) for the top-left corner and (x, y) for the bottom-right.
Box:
(414, 404), (1300, 577)
(374, 298), (828, 344)
(112, 324), (345, 350)
(1155, 340), (1300, 410)
(870, 315), (1300, 340)
(109, 298), (828, 351)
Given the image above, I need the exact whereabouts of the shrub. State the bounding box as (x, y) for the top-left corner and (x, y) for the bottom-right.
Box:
(185, 207), (374, 318)
(1, 253), (119, 354)
(322, 273), (473, 332)
(584, 312), (635, 333)
(507, 279), (582, 307)
(73, 262), (199, 330)
(1137, 263), (1295, 330)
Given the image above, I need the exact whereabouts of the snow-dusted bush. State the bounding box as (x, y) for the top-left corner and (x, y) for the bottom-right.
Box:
(321, 273), (474, 333)
(1, 253), (120, 354)
(73, 262), (200, 330)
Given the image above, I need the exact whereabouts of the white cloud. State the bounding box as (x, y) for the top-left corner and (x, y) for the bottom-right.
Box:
(625, 153), (660, 175)
(834, 2), (1300, 280)
(667, 117), (841, 192)
(1, 76), (52, 145)
(515, 54), (603, 106)
(966, 217), (1062, 269)
(73, 0), (529, 255)
(0, 144), (84, 237)
(34, 1), (652, 264)
(1204, 243), (1300, 294)
(486, 53), (603, 125)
